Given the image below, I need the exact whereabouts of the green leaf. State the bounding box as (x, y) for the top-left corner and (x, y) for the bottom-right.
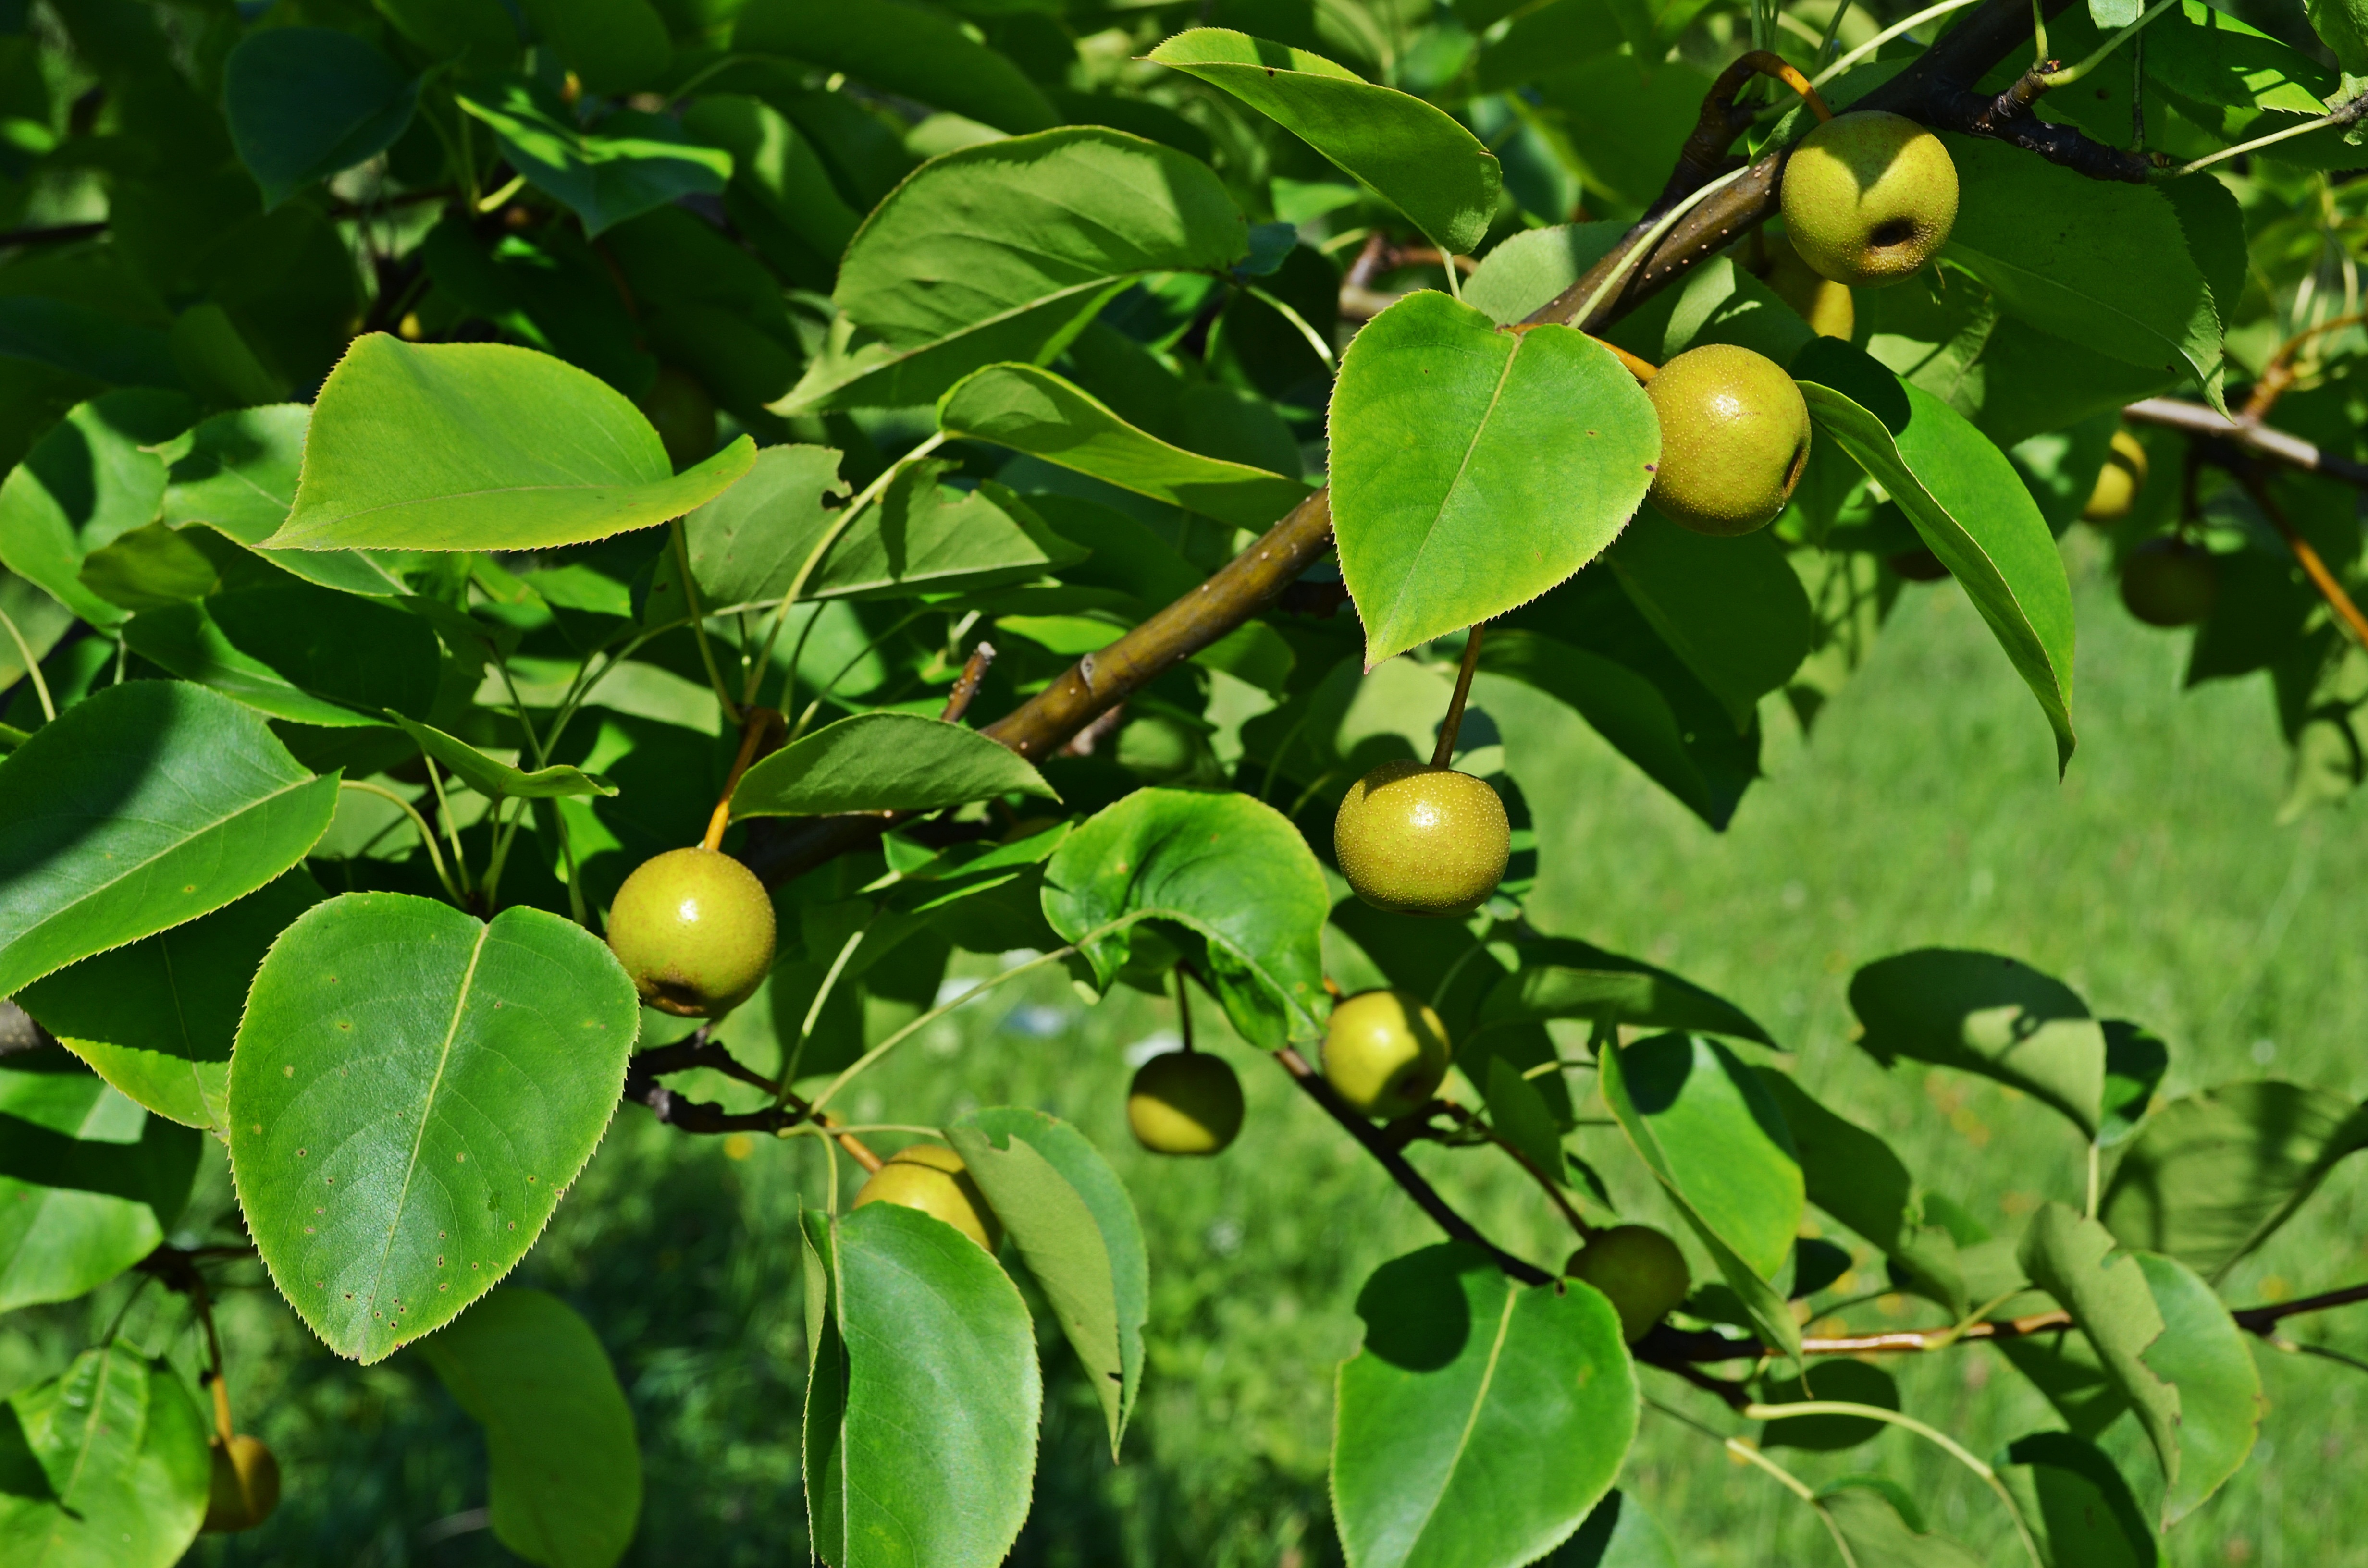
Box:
(0, 389), (194, 630)
(222, 28), (419, 209)
(1941, 135), (2224, 403)
(736, 0), (1056, 134)
(228, 892), (641, 1362)
(0, 681), (339, 997)
(1146, 29), (1501, 256)
(2306, 0), (2368, 78)
(2099, 1020), (2170, 1148)
(1606, 512), (1811, 728)
(1997, 1431), (2164, 1568)
(2101, 1079), (2368, 1279)
(1849, 948), (2104, 1137)
(127, 568), (443, 726)
(0, 1346), (210, 1568)
(156, 404), (309, 540)
(16, 872), (326, 1133)
(801, 1202), (1040, 1568)
(1548, 1490), (1680, 1568)
(947, 1107), (1148, 1459)
(1331, 1242), (1637, 1568)
(376, 0), (520, 69)
(1752, 1069), (1966, 1314)
(2146, 1), (2328, 115)
(520, 0), (671, 96)
(732, 712), (1056, 818)
(2132, 1251), (2263, 1522)
(419, 1288), (643, 1568)
(265, 336), (755, 552)
(1475, 935), (1773, 1044)
(458, 85), (732, 236)
(1041, 788), (1330, 1048)
(1482, 1056), (1566, 1178)
(1760, 1359), (1901, 1451)
(1331, 292), (1658, 665)
(782, 128), (1247, 414)
(1817, 1479), (1987, 1568)
(2018, 1204), (2183, 1500)
(390, 714), (617, 801)
(76, 521), (221, 610)
(1793, 338), (2077, 769)
(1462, 222), (1628, 327)
(0, 1047), (199, 1311)
(938, 364), (1312, 530)
(1599, 1032), (1803, 1358)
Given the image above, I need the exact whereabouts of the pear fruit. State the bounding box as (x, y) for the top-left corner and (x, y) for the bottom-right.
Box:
(201, 1434), (281, 1533)
(1761, 230), (1855, 340)
(1333, 760), (1509, 917)
(640, 365), (716, 470)
(2082, 430), (2150, 523)
(2121, 537), (2219, 627)
(1565, 1225), (1691, 1342)
(1645, 343), (1813, 537)
(1128, 1051), (1245, 1155)
(606, 846), (777, 1018)
(1322, 989), (1452, 1120)
(1780, 110), (1959, 287)
(852, 1143), (1003, 1251)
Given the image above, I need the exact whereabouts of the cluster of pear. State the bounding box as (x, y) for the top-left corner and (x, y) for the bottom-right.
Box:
(2078, 428), (2221, 627)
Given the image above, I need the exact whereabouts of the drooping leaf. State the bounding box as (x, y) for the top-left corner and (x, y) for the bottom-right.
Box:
(2101, 1079), (2368, 1278)
(736, 0), (1056, 134)
(680, 97), (863, 288)
(1604, 513), (1812, 728)
(1546, 1489), (1680, 1568)
(1817, 1479), (1987, 1568)
(0, 389), (194, 630)
(265, 336), (754, 552)
(16, 871), (326, 1133)
(390, 715), (617, 801)
(1041, 788), (1330, 1048)
(76, 521), (221, 610)
(0, 681), (340, 997)
(222, 28), (419, 209)
(1849, 949), (2104, 1137)
(0, 1047), (200, 1311)
(228, 892), (641, 1362)
(801, 1202), (1040, 1568)
(1792, 339), (2077, 768)
(2018, 1204), (2183, 1498)
(2098, 1020), (2171, 1148)
(1331, 291), (1658, 665)
(732, 712), (1056, 819)
(1482, 1056), (1566, 1179)
(1475, 935), (1774, 1044)
(947, 1107), (1148, 1458)
(0, 1346), (211, 1568)
(1599, 1032), (1804, 1358)
(937, 363), (1312, 530)
(1332, 1243), (1637, 1568)
(457, 85), (732, 236)
(419, 1288), (643, 1568)
(1759, 1359), (1901, 1451)
(1996, 1431), (2165, 1568)
(2132, 1251), (2263, 1522)
(1146, 30), (1501, 255)
(780, 128), (1247, 414)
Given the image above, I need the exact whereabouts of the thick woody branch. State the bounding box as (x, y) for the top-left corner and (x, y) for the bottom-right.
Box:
(625, 1033), (884, 1169)
(2122, 397), (2368, 487)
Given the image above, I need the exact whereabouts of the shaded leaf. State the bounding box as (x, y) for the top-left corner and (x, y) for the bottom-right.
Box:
(1605, 513), (1811, 728)
(1543, 1489), (1679, 1568)
(1997, 1431), (2164, 1568)
(458, 85), (731, 237)
(2099, 1020), (2171, 1148)
(520, 0), (670, 97)
(391, 714), (616, 801)
(0, 1346), (210, 1568)
(1760, 1359), (1900, 1451)
(1818, 1478), (1986, 1568)
(733, 712), (1056, 818)
(1849, 948), (2103, 1138)
(1477, 934), (1774, 1044)
(736, 0), (1056, 134)
(0, 389), (194, 630)
(223, 28), (419, 209)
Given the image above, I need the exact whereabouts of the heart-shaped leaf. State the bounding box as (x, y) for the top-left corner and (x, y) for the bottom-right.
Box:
(228, 892), (640, 1362)
(1331, 292), (1657, 665)
(1332, 1242), (1636, 1568)
(0, 681), (339, 997)
(266, 336), (755, 551)
(781, 128), (1247, 414)
(223, 28), (419, 209)
(1041, 788), (1329, 1047)
(1849, 949), (2104, 1138)
(18, 872), (326, 1132)
(0, 1346), (210, 1568)
(937, 363), (1312, 529)
(947, 1108), (1148, 1458)
(801, 1202), (1039, 1568)
(732, 712), (1056, 818)
(419, 1288), (643, 1568)
(1792, 338), (2077, 769)
(1599, 1032), (1803, 1359)
(1147, 30), (1501, 256)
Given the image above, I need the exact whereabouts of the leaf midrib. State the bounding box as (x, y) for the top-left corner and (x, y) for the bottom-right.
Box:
(1405, 1284), (1520, 1558)
(1371, 327), (1527, 650)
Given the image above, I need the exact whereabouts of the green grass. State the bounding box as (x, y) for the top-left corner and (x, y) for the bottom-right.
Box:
(14, 528), (2364, 1566)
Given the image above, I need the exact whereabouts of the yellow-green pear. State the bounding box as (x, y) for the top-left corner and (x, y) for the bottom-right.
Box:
(1333, 761), (1509, 917)
(1565, 1225), (1691, 1342)
(1645, 343), (1813, 537)
(1780, 111), (1959, 287)
(853, 1143), (1003, 1251)
(1128, 1052), (1246, 1155)
(2083, 429), (2150, 522)
(606, 847), (777, 1018)
(1322, 989), (1452, 1120)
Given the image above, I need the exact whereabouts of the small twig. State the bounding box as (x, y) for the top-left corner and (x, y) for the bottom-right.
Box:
(1431, 624), (1488, 767)
(2237, 471), (2368, 652)
(2232, 1279), (2368, 1332)
(625, 1034), (884, 1169)
(2036, 0), (2178, 87)
(2245, 311), (2368, 420)
(0, 600), (55, 722)
(938, 641), (997, 723)
(2173, 90), (2368, 177)
(2122, 397), (2368, 487)
(1435, 1104), (1593, 1244)
(703, 706), (786, 851)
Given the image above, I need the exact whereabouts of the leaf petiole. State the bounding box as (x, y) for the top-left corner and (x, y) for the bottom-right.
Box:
(338, 779), (465, 904)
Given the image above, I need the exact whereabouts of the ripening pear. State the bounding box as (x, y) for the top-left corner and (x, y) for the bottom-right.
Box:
(1128, 1051), (1246, 1155)
(1780, 110), (1960, 287)
(201, 1434), (281, 1533)
(640, 365), (716, 470)
(1565, 1225), (1691, 1342)
(606, 847), (777, 1017)
(1645, 343), (1813, 537)
(2121, 537), (2219, 627)
(852, 1143), (1003, 1251)
(1761, 229), (1855, 340)
(1322, 989), (1452, 1120)
(2082, 430), (2150, 523)
(1333, 760), (1509, 917)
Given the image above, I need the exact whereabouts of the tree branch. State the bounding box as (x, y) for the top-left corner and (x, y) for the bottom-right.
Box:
(2122, 397), (2368, 488)
(624, 1033), (884, 1169)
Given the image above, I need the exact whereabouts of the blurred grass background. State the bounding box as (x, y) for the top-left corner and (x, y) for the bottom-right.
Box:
(8, 527), (2364, 1567)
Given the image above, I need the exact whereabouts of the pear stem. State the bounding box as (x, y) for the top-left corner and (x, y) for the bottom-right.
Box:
(1173, 965), (1196, 1053)
(703, 706), (785, 852)
(1432, 625), (1487, 768)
